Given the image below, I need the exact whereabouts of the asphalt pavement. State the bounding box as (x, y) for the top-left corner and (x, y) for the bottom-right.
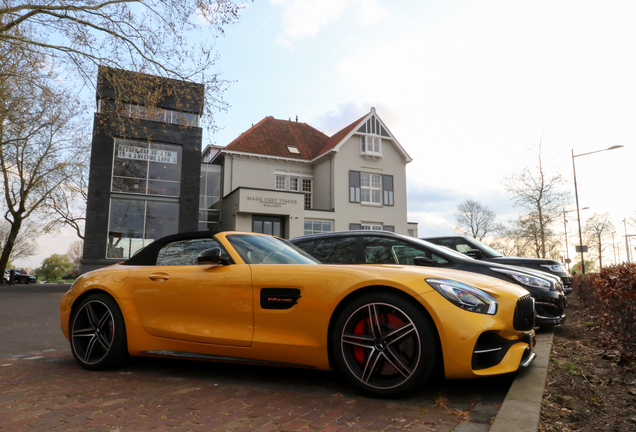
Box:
(0, 283), (549, 431)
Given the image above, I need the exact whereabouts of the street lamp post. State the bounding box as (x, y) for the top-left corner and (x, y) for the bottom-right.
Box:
(571, 145), (624, 274)
(563, 207), (589, 272)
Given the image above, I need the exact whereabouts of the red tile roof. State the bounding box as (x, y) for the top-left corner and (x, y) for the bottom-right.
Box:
(224, 115), (365, 160)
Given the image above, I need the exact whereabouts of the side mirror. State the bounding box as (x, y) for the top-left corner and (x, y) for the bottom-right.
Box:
(413, 256), (436, 267)
(466, 249), (483, 260)
(197, 247), (231, 265)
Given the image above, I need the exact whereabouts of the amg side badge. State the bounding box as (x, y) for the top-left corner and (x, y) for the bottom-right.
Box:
(260, 288), (302, 310)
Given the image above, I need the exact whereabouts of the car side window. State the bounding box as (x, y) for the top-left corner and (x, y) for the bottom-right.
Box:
(363, 237), (449, 266)
(156, 238), (230, 266)
(312, 237), (357, 263)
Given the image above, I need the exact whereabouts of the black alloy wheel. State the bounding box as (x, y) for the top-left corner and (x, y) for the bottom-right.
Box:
(333, 292), (437, 397)
(70, 293), (128, 370)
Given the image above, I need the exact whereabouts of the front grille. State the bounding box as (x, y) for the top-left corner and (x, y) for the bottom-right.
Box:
(513, 295), (535, 331)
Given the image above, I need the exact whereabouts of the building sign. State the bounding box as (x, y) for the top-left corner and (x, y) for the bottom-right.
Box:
(117, 144), (178, 164)
(247, 195), (298, 208)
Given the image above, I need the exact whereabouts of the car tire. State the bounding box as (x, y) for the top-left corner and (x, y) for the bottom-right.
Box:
(69, 293), (128, 371)
(332, 291), (438, 397)
(19, 278), (27, 285)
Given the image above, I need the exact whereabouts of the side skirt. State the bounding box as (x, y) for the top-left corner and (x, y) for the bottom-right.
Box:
(139, 350), (317, 369)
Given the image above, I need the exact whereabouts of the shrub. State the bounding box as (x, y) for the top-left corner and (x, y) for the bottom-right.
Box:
(584, 263), (636, 361)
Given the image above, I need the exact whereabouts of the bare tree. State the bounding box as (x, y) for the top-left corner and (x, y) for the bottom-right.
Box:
(0, 0), (246, 132)
(48, 149), (89, 239)
(454, 199), (499, 241)
(0, 44), (87, 279)
(502, 142), (570, 258)
(584, 213), (615, 270)
(67, 240), (84, 273)
(0, 219), (38, 265)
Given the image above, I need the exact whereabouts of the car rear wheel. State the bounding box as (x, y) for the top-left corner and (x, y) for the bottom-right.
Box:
(332, 292), (437, 397)
(19, 278), (27, 285)
(70, 293), (128, 370)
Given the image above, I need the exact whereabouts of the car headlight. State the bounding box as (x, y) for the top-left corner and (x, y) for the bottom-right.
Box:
(541, 264), (565, 273)
(491, 268), (553, 290)
(426, 279), (498, 315)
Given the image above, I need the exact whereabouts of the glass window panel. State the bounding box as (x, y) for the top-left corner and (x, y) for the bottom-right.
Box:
(148, 143), (181, 182)
(253, 220), (263, 233)
(273, 222), (281, 237)
(148, 180), (180, 197)
(112, 177), (147, 194)
(361, 173), (370, 187)
(107, 198), (146, 258)
(289, 177), (299, 191)
(371, 174), (381, 188)
(263, 221), (273, 235)
(145, 201), (179, 240)
(322, 222), (332, 232)
(372, 190), (381, 203)
(113, 139), (148, 179)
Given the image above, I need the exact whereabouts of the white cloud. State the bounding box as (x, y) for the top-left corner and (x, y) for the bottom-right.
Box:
(270, 0), (388, 45)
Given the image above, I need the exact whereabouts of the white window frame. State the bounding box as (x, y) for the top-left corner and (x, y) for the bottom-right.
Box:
(362, 224), (383, 231)
(304, 220), (332, 235)
(360, 135), (382, 158)
(275, 175), (287, 190)
(360, 173), (382, 205)
(302, 178), (312, 209)
(289, 177), (300, 191)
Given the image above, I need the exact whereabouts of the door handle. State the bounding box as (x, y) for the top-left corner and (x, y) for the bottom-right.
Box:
(149, 274), (169, 281)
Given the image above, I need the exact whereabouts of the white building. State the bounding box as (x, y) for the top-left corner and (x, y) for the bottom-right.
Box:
(203, 107), (417, 238)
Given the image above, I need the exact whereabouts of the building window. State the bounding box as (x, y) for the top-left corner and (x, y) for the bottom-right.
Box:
(199, 164), (221, 231)
(275, 175), (287, 190)
(273, 173), (312, 208)
(362, 224), (383, 231)
(289, 177), (299, 191)
(107, 197), (179, 259)
(99, 100), (199, 127)
(287, 145), (300, 154)
(304, 220), (332, 235)
(357, 115), (387, 158)
(360, 136), (382, 157)
(112, 138), (182, 197)
(361, 173), (382, 204)
(302, 179), (312, 209)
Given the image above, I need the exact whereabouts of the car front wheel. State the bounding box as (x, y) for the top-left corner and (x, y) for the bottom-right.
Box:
(70, 293), (128, 370)
(332, 292), (438, 397)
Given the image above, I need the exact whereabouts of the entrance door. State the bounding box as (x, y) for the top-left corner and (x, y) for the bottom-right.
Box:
(252, 215), (285, 238)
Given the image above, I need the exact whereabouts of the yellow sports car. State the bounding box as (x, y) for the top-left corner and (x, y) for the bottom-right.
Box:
(61, 231), (535, 397)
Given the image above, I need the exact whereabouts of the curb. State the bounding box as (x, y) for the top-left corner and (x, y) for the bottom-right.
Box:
(490, 328), (553, 432)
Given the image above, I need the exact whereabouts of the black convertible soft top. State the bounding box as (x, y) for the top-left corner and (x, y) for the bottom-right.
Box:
(123, 231), (220, 266)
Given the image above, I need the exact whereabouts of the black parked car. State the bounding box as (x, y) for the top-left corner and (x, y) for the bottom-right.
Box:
(10, 270), (37, 284)
(290, 231), (567, 327)
(422, 236), (573, 294)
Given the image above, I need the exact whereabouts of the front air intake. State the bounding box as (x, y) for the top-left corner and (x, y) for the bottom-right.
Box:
(513, 295), (535, 331)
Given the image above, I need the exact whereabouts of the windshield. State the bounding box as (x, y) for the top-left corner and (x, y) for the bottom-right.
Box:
(226, 234), (320, 265)
(392, 235), (475, 261)
(465, 237), (503, 257)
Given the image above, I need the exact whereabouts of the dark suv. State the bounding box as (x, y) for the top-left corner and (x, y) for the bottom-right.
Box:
(290, 231), (567, 326)
(422, 236), (573, 294)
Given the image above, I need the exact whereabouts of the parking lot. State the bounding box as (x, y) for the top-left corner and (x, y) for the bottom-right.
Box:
(0, 284), (513, 431)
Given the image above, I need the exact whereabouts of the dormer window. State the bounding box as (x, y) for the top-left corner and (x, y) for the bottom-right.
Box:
(360, 136), (382, 157)
(357, 115), (386, 158)
(287, 145), (300, 154)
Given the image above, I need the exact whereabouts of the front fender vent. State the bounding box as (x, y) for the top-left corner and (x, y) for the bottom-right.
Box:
(513, 295), (535, 331)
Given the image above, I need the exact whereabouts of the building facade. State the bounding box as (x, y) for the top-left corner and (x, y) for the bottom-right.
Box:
(82, 67), (205, 273)
(206, 107), (416, 239)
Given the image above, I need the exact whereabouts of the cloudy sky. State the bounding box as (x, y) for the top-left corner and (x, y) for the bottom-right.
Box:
(17, 0), (636, 268)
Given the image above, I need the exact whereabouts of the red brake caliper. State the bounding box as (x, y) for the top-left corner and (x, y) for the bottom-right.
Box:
(353, 313), (405, 366)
